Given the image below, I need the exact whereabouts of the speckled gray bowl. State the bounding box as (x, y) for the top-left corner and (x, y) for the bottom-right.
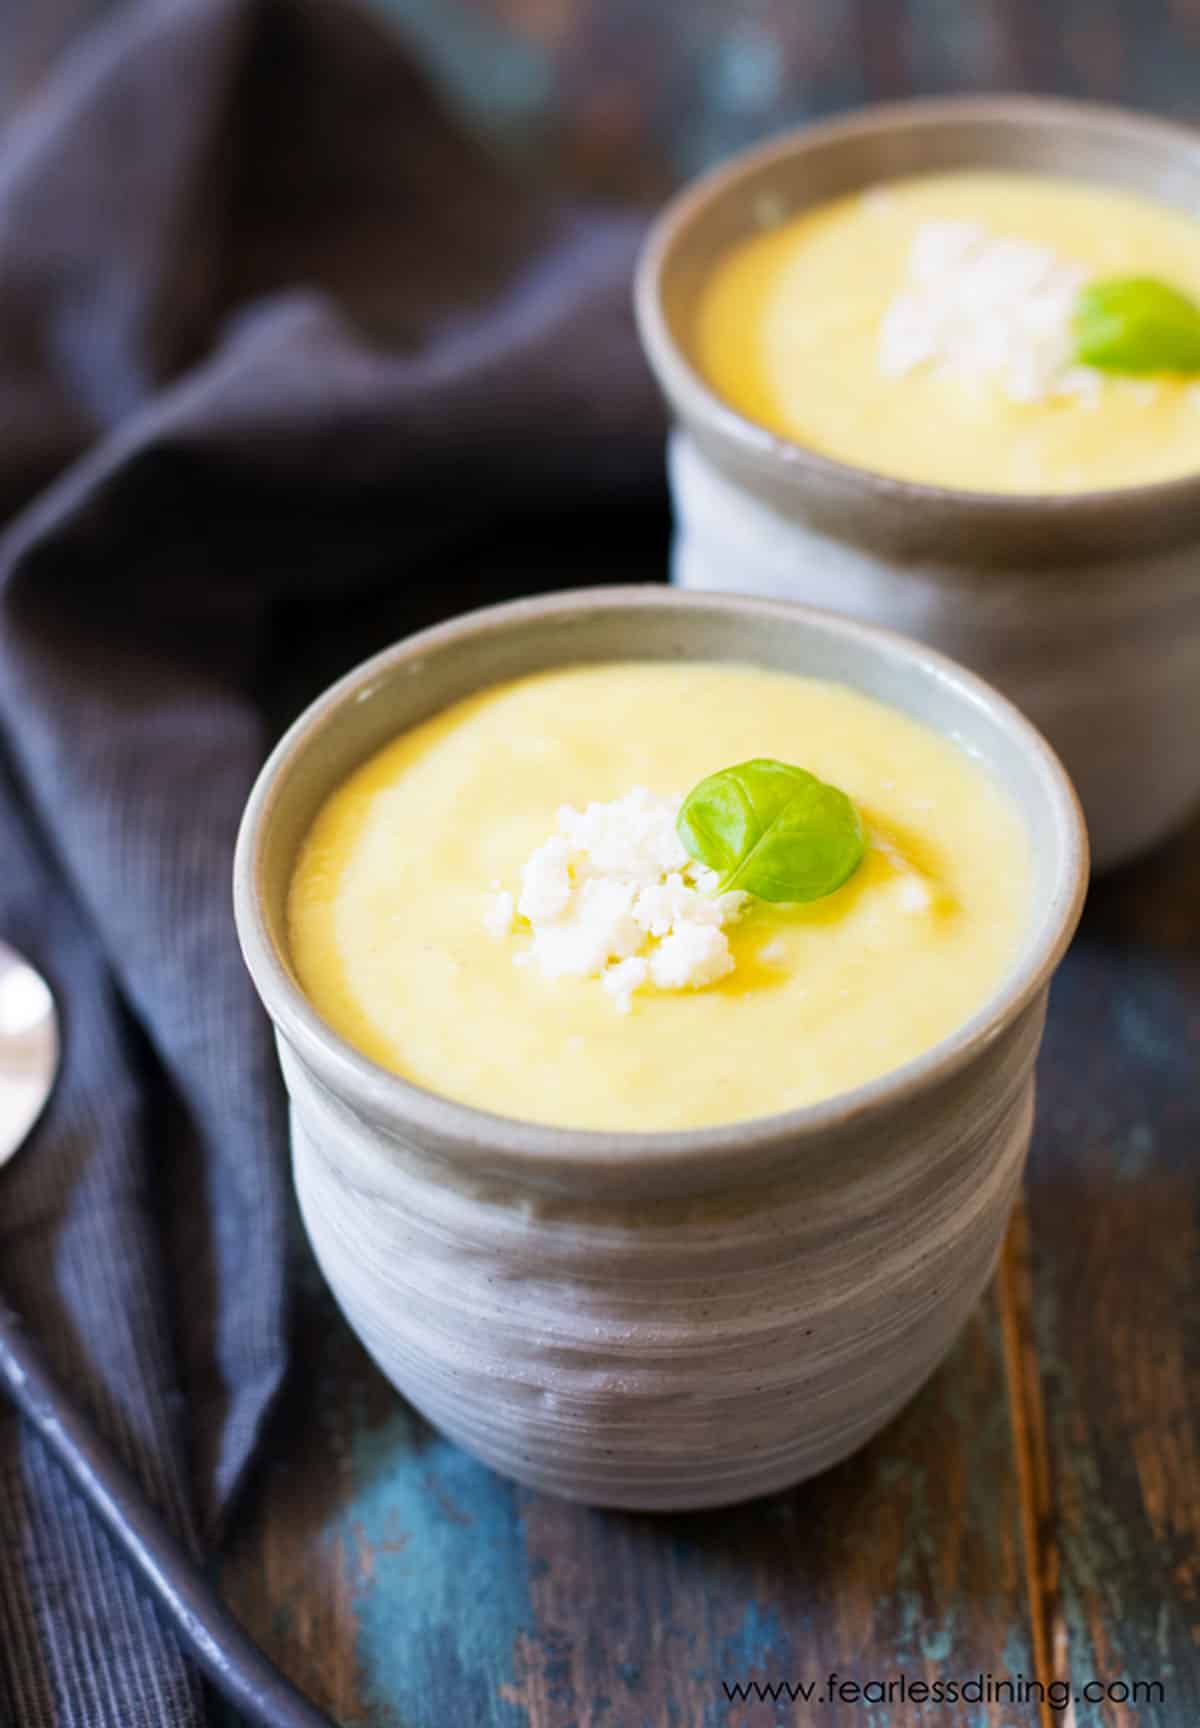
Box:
(234, 587), (1086, 1509)
(635, 94), (1200, 869)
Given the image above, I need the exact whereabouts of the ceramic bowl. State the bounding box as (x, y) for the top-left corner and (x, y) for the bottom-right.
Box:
(635, 94), (1200, 869)
(234, 587), (1087, 1510)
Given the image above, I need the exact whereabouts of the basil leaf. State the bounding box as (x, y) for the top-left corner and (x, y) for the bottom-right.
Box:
(677, 758), (865, 903)
(1072, 275), (1200, 374)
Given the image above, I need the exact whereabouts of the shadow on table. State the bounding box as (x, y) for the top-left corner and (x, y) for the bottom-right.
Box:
(223, 1239), (1029, 1726)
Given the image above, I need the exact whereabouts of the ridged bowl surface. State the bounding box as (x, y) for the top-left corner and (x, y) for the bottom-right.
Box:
(636, 96), (1200, 868)
(234, 587), (1087, 1508)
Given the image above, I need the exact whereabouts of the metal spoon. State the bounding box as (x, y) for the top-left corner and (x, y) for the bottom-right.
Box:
(0, 941), (336, 1728)
(0, 942), (58, 1169)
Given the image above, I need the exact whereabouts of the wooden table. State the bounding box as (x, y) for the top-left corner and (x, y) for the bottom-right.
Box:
(215, 809), (1200, 1728)
(4, 4), (1197, 1724)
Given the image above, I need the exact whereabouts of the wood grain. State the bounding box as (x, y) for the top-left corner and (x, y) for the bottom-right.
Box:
(998, 1204), (1058, 1728)
(4, 3), (1198, 1723)
(1020, 812), (1200, 1728)
(14, 0), (1200, 197)
(221, 1267), (1036, 1727)
(219, 816), (1199, 1727)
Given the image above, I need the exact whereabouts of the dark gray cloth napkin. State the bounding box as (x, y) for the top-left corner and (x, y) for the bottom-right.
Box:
(0, 1), (663, 1720)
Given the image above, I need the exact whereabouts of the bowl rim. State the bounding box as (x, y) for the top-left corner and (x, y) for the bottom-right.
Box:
(634, 91), (1200, 517)
(233, 586), (1089, 1175)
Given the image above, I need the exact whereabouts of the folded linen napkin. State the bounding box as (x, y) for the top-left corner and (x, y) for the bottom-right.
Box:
(0, 1), (663, 1720)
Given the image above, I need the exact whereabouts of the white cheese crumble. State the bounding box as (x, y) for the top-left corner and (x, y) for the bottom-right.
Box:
(482, 888), (515, 938)
(869, 829), (938, 918)
(897, 875), (932, 914)
(878, 218), (1107, 403)
(493, 788), (747, 1012)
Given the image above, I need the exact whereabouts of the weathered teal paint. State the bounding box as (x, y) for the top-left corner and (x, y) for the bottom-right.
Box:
(1030, 933), (1198, 1728)
(331, 1396), (536, 1728)
(1116, 1119), (1156, 1183)
(366, 0), (554, 144)
(1116, 989), (1179, 1073)
(713, 1599), (794, 1728)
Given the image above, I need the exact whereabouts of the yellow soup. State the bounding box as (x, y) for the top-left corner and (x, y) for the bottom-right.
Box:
(695, 171), (1200, 493)
(288, 663), (1031, 1132)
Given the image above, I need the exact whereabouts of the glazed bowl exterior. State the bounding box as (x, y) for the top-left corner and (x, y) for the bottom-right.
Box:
(234, 588), (1087, 1510)
(635, 95), (1200, 869)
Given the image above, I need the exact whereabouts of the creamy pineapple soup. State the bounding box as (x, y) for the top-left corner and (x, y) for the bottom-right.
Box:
(695, 170), (1200, 492)
(288, 662), (1031, 1131)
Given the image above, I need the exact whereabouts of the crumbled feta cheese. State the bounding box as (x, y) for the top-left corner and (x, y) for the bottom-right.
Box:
(517, 833), (574, 924)
(486, 789), (747, 1011)
(630, 874), (692, 938)
(557, 787), (690, 882)
(1059, 365), (1103, 409)
(482, 889), (514, 938)
(529, 877), (643, 979)
(897, 876), (932, 914)
(869, 827), (934, 915)
(517, 833), (575, 924)
(632, 873), (736, 937)
(650, 924), (735, 991)
(879, 219), (1095, 403)
(602, 956), (650, 1014)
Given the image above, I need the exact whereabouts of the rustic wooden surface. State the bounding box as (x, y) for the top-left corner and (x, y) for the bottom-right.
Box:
(3, 3), (1197, 1725)
(212, 813), (1198, 1728)
(9, 0), (1200, 202)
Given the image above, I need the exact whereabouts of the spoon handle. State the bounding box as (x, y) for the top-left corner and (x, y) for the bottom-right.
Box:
(0, 1298), (338, 1728)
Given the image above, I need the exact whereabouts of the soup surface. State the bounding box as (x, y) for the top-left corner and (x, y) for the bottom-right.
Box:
(288, 662), (1031, 1131)
(695, 170), (1200, 492)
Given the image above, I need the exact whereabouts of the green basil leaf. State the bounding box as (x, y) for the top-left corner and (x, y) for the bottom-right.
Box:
(677, 758), (865, 903)
(1072, 275), (1200, 374)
